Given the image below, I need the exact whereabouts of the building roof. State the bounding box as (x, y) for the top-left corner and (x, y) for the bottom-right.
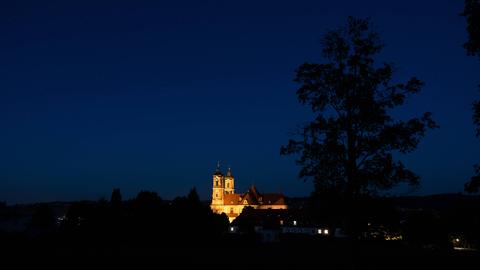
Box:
(262, 194), (286, 205)
(223, 194), (241, 205)
(223, 185), (286, 206)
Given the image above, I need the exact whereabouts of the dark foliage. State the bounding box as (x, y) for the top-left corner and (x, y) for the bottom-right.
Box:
(1, 194), (480, 266)
(281, 17), (437, 199)
(56, 188), (229, 249)
(462, 1), (480, 193)
(110, 188), (122, 207)
(187, 187), (200, 204)
(466, 165), (480, 193)
(475, 100), (480, 137)
(462, 0), (480, 57)
(465, 82), (480, 194)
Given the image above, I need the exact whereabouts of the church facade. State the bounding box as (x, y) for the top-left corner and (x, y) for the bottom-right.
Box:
(210, 164), (288, 222)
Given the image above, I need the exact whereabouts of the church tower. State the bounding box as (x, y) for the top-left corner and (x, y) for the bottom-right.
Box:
(211, 162), (224, 205)
(224, 167), (235, 194)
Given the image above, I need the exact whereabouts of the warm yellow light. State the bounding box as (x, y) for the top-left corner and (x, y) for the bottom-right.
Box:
(455, 238), (460, 242)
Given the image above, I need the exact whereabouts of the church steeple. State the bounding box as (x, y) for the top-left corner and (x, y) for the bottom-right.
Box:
(214, 161), (223, 175)
(224, 166), (235, 194)
(226, 166), (233, 177)
(211, 162), (224, 206)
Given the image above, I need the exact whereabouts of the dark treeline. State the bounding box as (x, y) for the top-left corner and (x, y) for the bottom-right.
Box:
(0, 188), (229, 259)
(3, 193), (480, 247)
(1, 192), (480, 267)
(59, 188), (228, 248)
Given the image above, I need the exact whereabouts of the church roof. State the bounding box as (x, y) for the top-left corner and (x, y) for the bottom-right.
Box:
(223, 185), (286, 206)
(262, 194), (286, 205)
(241, 191), (259, 205)
(248, 185), (260, 197)
(223, 193), (241, 205)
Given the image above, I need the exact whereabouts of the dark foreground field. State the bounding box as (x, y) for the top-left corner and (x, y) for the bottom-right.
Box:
(2, 236), (479, 269)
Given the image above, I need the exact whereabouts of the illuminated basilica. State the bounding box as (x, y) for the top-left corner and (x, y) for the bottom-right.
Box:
(210, 163), (288, 222)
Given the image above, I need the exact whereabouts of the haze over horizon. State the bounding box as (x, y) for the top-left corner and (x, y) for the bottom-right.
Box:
(1, 0), (479, 204)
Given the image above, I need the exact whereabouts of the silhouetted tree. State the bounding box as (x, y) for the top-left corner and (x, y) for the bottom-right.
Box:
(281, 17), (437, 200)
(133, 190), (163, 209)
(466, 166), (480, 193)
(38, 188), (229, 251)
(131, 190), (163, 224)
(462, 0), (480, 193)
(462, 0), (480, 57)
(110, 188), (122, 207)
(187, 187), (200, 204)
(470, 96), (480, 194)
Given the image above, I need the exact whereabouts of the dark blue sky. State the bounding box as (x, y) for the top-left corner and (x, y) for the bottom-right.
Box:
(1, 0), (478, 203)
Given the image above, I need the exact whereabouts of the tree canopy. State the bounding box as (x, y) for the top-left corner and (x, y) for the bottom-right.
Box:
(462, 0), (480, 193)
(281, 17), (437, 199)
(462, 0), (480, 57)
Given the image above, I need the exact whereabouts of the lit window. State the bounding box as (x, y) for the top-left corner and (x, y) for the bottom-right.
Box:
(324, 229), (329, 235)
(230, 227), (234, 232)
(318, 229), (322, 234)
(293, 220), (297, 226)
(280, 220), (284, 225)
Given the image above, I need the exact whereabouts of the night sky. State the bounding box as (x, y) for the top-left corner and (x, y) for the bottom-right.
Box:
(1, 0), (478, 203)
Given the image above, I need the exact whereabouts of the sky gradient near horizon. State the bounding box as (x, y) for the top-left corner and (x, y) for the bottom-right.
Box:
(1, 0), (479, 203)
